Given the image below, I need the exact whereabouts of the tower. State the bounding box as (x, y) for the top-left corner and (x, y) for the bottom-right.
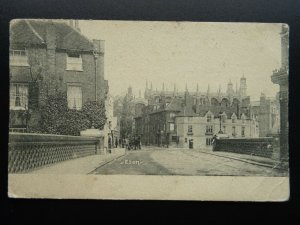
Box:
(161, 82), (165, 97)
(207, 84), (210, 96)
(218, 84), (221, 96)
(127, 86), (133, 99)
(227, 80), (234, 96)
(144, 80), (149, 99)
(239, 75), (247, 97)
(173, 83), (176, 96)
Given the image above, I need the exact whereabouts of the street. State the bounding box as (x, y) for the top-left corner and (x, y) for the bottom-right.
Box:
(91, 148), (286, 176)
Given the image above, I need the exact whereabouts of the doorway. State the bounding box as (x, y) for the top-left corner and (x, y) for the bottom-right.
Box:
(189, 139), (193, 149)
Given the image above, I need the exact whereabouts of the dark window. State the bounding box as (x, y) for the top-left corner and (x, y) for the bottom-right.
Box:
(241, 127), (245, 137)
(206, 138), (212, 146)
(188, 125), (193, 133)
(232, 126), (236, 136)
(207, 114), (212, 122)
(206, 125), (213, 134)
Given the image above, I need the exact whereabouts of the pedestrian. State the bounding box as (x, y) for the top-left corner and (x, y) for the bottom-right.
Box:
(134, 137), (137, 150)
(139, 140), (142, 150)
(115, 138), (118, 148)
(125, 138), (129, 150)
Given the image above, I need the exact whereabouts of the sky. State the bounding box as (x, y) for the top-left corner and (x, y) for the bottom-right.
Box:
(79, 20), (282, 101)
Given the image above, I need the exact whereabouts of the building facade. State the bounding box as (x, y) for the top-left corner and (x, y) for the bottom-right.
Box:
(133, 77), (259, 148)
(9, 19), (108, 132)
(271, 24), (289, 161)
(251, 93), (280, 137)
(175, 112), (258, 149)
(103, 94), (120, 150)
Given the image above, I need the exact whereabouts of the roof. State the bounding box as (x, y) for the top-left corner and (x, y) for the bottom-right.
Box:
(10, 19), (95, 52)
(165, 98), (183, 112)
(149, 98), (183, 114)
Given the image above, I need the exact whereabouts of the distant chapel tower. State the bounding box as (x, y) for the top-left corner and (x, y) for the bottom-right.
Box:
(239, 75), (247, 97)
(227, 80), (234, 96)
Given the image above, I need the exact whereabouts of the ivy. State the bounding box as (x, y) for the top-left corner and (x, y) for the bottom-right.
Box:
(28, 91), (107, 136)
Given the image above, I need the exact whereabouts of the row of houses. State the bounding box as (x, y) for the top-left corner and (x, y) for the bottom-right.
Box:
(129, 77), (279, 149)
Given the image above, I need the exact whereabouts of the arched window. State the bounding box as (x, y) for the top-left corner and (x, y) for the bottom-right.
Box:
(221, 98), (230, 107)
(211, 98), (219, 106)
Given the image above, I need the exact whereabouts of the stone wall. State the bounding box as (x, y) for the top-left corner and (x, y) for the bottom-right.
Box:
(213, 137), (276, 158)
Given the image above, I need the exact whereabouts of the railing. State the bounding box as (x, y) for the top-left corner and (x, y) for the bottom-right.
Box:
(8, 133), (99, 173)
(9, 128), (27, 133)
(212, 137), (277, 158)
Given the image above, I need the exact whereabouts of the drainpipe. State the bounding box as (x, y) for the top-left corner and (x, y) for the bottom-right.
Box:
(93, 52), (98, 102)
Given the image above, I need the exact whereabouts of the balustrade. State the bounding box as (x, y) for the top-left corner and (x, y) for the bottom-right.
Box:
(8, 133), (99, 173)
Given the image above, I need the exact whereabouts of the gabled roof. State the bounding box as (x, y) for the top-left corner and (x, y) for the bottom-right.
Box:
(196, 107), (239, 118)
(149, 98), (183, 114)
(10, 19), (94, 51)
(165, 98), (183, 112)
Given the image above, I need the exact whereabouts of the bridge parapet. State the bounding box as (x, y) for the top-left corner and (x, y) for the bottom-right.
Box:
(212, 137), (278, 158)
(8, 133), (99, 173)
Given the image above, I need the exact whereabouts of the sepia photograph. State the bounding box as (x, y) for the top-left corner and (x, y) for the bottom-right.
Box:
(8, 19), (289, 200)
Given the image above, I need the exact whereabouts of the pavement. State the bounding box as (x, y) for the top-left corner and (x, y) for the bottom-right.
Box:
(146, 146), (282, 167)
(31, 148), (126, 174)
(197, 149), (281, 168)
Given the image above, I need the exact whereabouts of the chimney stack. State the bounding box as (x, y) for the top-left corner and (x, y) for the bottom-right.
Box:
(93, 39), (105, 100)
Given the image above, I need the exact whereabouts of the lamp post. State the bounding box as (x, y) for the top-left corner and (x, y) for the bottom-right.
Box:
(218, 111), (223, 134)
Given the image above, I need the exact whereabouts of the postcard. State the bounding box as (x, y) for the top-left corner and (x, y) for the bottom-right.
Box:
(8, 19), (289, 201)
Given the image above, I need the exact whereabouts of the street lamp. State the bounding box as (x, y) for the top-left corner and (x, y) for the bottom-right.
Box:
(218, 111), (223, 134)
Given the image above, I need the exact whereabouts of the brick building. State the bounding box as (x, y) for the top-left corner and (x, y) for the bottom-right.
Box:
(251, 93), (280, 137)
(9, 19), (108, 132)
